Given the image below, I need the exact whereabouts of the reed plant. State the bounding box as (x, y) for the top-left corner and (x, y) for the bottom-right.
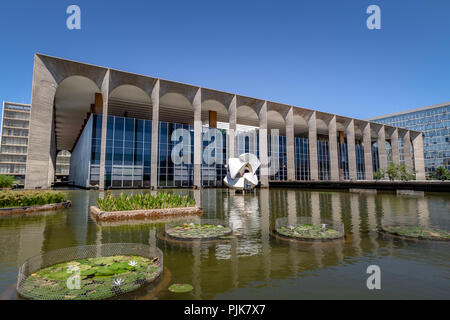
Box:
(0, 190), (68, 208)
(97, 192), (196, 212)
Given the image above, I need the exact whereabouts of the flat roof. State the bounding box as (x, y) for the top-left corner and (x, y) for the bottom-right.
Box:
(367, 102), (450, 121)
(35, 53), (422, 136)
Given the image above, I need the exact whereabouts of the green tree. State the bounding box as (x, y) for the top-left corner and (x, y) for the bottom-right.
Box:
(374, 164), (416, 181)
(398, 163), (416, 181)
(431, 166), (450, 181)
(373, 169), (385, 181)
(385, 163), (399, 181)
(0, 175), (17, 189)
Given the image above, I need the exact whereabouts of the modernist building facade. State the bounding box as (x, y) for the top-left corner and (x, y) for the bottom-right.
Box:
(0, 102), (31, 183)
(24, 54), (426, 189)
(369, 103), (450, 176)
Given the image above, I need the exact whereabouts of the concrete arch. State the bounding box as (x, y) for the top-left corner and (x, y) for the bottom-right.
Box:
(109, 84), (152, 119)
(201, 99), (229, 124)
(267, 109), (286, 135)
(38, 54), (107, 89)
(160, 92), (194, 125)
(109, 69), (155, 98)
(54, 75), (101, 151)
(237, 105), (259, 127)
(293, 114), (308, 136)
(316, 118), (328, 135)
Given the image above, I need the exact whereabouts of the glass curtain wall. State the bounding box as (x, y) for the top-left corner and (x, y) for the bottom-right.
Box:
(294, 136), (309, 180)
(268, 134), (287, 181)
(385, 141), (393, 165)
(317, 135), (330, 180)
(355, 140), (365, 180)
(372, 142), (380, 173)
(158, 122), (193, 187)
(337, 138), (349, 180)
(94, 115), (152, 188)
(202, 128), (227, 187)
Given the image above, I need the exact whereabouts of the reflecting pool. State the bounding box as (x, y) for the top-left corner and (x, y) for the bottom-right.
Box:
(0, 188), (449, 299)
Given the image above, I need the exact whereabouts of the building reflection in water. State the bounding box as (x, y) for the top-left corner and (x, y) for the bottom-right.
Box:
(0, 188), (442, 300)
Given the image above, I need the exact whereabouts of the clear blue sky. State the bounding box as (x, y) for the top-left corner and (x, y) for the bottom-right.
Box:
(1, 0), (450, 120)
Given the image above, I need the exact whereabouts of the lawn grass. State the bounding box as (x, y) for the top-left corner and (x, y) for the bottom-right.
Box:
(97, 192), (196, 212)
(0, 190), (68, 209)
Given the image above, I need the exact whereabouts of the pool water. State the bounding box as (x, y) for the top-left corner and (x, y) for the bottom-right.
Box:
(0, 188), (449, 300)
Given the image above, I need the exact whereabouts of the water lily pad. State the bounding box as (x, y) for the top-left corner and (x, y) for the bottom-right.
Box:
(168, 283), (194, 293)
(18, 254), (162, 300)
(382, 225), (450, 241)
(276, 224), (343, 240)
(166, 223), (232, 240)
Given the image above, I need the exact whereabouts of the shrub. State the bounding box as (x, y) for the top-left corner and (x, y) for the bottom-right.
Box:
(0, 190), (68, 208)
(398, 163), (416, 181)
(374, 163), (415, 181)
(430, 166), (450, 181)
(0, 175), (17, 189)
(97, 192), (196, 212)
(373, 169), (385, 181)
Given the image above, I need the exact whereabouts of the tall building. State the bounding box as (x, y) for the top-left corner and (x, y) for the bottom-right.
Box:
(0, 101), (31, 183)
(368, 103), (450, 176)
(24, 54), (426, 189)
(55, 150), (71, 181)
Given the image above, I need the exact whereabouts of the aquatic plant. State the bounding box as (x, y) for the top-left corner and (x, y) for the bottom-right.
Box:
(382, 225), (450, 241)
(165, 223), (232, 240)
(168, 283), (194, 293)
(276, 224), (343, 240)
(19, 255), (162, 300)
(97, 192), (196, 212)
(0, 190), (68, 208)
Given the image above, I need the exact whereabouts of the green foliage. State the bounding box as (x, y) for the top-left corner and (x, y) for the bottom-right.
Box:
(383, 225), (450, 240)
(398, 163), (416, 181)
(373, 169), (385, 181)
(97, 192), (196, 212)
(168, 283), (194, 293)
(374, 163), (415, 181)
(0, 175), (17, 188)
(0, 190), (68, 208)
(385, 163), (399, 181)
(19, 255), (162, 300)
(277, 224), (343, 240)
(166, 223), (232, 239)
(430, 166), (450, 181)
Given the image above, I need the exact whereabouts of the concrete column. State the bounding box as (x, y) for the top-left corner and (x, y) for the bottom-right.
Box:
(193, 88), (202, 188)
(286, 107), (295, 181)
(258, 101), (269, 187)
(228, 95), (237, 158)
(346, 119), (357, 180)
(150, 80), (160, 189)
(391, 128), (400, 165)
(328, 115), (339, 181)
(25, 55), (58, 189)
(412, 132), (426, 180)
(402, 131), (413, 171)
(377, 125), (388, 170)
(307, 111), (318, 180)
(362, 123), (373, 180)
(98, 70), (110, 190)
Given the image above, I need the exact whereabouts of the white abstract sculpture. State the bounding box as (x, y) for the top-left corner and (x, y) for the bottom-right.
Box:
(224, 153), (260, 190)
